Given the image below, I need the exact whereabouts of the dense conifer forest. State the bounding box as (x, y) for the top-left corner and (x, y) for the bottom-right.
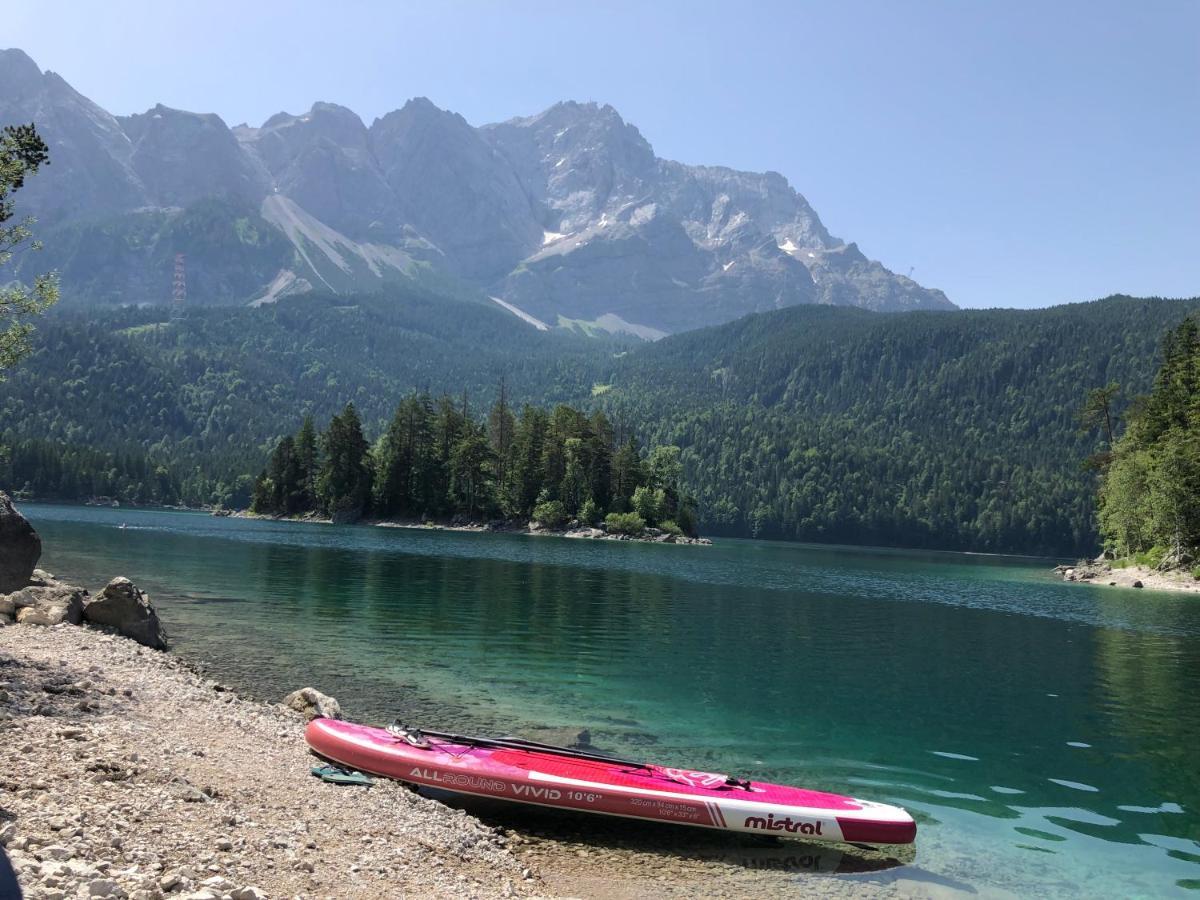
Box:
(1097, 315), (1200, 569)
(249, 397), (696, 537)
(2, 292), (1196, 555)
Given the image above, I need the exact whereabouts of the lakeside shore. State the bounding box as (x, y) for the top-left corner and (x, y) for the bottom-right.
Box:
(224, 509), (713, 546)
(0, 622), (908, 899)
(1055, 560), (1200, 594)
(0, 623), (530, 899)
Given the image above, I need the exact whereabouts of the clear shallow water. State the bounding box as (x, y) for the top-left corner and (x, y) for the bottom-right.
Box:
(23, 504), (1200, 898)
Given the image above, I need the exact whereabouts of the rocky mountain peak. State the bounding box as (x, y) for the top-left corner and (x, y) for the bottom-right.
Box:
(2, 47), (955, 331)
(0, 47), (44, 91)
(117, 104), (266, 208)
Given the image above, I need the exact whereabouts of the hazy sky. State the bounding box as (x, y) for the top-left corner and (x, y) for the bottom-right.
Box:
(6, 1), (1197, 309)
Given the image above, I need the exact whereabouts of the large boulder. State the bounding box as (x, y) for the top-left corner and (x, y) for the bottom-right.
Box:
(0, 492), (41, 593)
(83, 577), (168, 649)
(282, 687), (342, 721)
(9, 570), (86, 626)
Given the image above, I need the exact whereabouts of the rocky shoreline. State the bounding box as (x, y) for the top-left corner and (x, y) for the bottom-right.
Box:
(1054, 558), (1200, 594)
(226, 510), (713, 546)
(0, 623), (534, 900)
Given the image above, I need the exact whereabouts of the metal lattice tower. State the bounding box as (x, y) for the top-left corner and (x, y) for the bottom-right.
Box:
(172, 253), (186, 318)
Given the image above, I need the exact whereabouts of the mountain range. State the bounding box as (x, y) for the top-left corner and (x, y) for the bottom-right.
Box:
(0, 47), (953, 336)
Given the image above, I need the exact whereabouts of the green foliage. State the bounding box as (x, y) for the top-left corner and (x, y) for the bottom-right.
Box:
(1, 123), (58, 375)
(18, 197), (293, 308)
(601, 296), (1200, 554)
(1191, 567), (1200, 581)
(532, 499), (568, 529)
(0, 288), (618, 507)
(631, 485), (664, 525)
(251, 391), (678, 529)
(1133, 546), (1169, 570)
(1098, 315), (1200, 564)
(3, 288), (1198, 557)
(658, 520), (684, 537)
(605, 511), (646, 535)
(579, 497), (600, 526)
(317, 403), (372, 522)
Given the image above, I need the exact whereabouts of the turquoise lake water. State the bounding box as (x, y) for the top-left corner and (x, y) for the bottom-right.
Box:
(21, 503), (1200, 897)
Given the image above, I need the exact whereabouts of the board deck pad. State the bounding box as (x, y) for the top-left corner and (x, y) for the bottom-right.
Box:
(305, 719), (916, 845)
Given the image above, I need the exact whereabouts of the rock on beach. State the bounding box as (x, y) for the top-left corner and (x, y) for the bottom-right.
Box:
(83, 576), (168, 649)
(281, 687), (342, 721)
(0, 491), (42, 593)
(6, 569), (87, 626)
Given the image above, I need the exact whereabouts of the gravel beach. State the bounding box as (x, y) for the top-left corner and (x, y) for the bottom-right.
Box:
(0, 621), (926, 899)
(0, 623), (530, 899)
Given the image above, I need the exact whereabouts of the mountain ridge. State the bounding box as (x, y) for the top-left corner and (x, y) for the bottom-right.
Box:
(1, 47), (953, 334)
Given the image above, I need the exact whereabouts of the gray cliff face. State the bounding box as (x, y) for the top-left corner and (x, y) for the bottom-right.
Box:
(0, 48), (147, 224)
(0, 47), (955, 333)
(237, 103), (398, 241)
(119, 104), (268, 208)
(368, 98), (543, 280)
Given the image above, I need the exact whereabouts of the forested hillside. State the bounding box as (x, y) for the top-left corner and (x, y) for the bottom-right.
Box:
(600, 296), (1200, 555)
(1, 292), (1194, 556)
(1098, 315), (1200, 567)
(0, 288), (619, 506)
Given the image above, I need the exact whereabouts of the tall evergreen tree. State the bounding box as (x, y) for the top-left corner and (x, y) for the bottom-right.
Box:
(489, 377), (517, 514)
(513, 405), (548, 517)
(318, 403), (372, 522)
(294, 416), (319, 509)
(450, 422), (495, 518)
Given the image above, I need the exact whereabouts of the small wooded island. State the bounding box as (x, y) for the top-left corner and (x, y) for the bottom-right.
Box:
(244, 397), (704, 542)
(1060, 316), (1200, 592)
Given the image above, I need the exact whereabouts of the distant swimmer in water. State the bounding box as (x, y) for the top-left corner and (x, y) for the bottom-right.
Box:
(119, 523), (127, 529)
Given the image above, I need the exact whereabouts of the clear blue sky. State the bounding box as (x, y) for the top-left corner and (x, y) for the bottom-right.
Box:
(6, 0), (1197, 309)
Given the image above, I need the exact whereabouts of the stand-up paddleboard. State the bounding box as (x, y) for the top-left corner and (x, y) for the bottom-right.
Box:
(305, 720), (916, 845)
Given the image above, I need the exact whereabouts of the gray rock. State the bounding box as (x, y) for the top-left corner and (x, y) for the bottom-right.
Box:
(10, 577), (86, 627)
(282, 687), (342, 721)
(87, 878), (124, 898)
(83, 577), (167, 649)
(0, 491), (41, 593)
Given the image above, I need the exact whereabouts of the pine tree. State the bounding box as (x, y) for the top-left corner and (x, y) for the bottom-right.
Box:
(450, 422), (495, 518)
(294, 416), (319, 510)
(318, 403), (373, 522)
(512, 406), (548, 516)
(488, 377), (517, 514)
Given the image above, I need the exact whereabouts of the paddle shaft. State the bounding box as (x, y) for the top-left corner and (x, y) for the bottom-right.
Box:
(405, 726), (654, 771)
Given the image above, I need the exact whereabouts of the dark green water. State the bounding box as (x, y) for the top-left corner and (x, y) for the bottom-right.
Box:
(23, 504), (1200, 897)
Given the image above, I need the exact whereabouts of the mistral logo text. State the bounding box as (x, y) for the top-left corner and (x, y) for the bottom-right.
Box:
(743, 814), (824, 836)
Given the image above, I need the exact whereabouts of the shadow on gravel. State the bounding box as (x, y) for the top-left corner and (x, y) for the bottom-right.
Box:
(0, 648), (116, 724)
(426, 788), (912, 876)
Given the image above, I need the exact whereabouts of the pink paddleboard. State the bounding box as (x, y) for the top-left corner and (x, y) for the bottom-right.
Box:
(306, 719), (916, 845)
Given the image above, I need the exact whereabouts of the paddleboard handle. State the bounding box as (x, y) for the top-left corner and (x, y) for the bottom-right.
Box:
(385, 722), (432, 749)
